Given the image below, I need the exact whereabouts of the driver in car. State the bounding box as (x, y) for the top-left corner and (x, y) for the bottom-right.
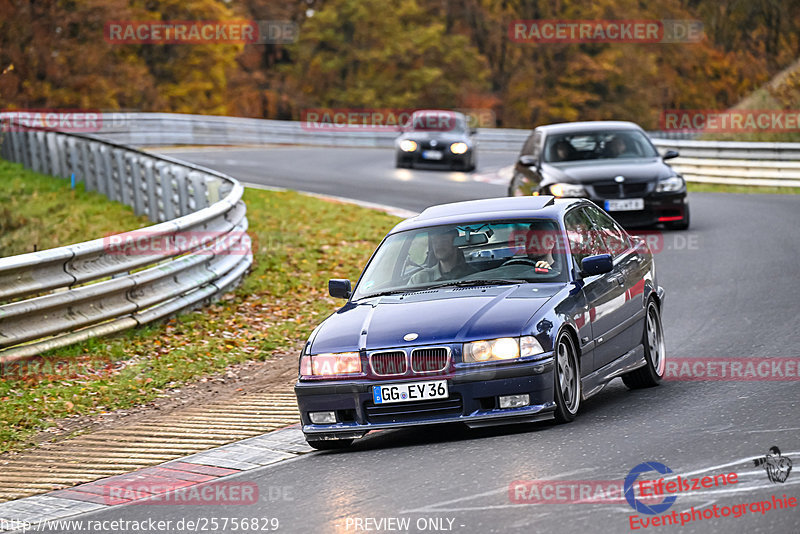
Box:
(410, 228), (475, 284)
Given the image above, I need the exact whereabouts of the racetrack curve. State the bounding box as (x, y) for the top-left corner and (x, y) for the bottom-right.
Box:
(45, 145), (799, 533)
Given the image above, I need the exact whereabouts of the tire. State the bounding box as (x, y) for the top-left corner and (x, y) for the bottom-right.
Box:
(665, 207), (690, 230)
(306, 438), (354, 450)
(622, 299), (666, 389)
(553, 330), (581, 423)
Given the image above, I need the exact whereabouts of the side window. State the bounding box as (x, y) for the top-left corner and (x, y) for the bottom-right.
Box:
(530, 131), (542, 160)
(584, 206), (630, 257)
(521, 132), (539, 156)
(564, 208), (606, 268)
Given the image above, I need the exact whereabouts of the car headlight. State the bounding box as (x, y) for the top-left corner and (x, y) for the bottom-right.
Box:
(549, 183), (587, 198)
(450, 142), (469, 155)
(463, 336), (544, 363)
(655, 175), (685, 193)
(399, 140), (418, 152)
(300, 352), (362, 378)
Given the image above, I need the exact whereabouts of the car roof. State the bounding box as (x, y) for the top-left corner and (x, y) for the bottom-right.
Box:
(389, 196), (586, 233)
(411, 109), (466, 118)
(534, 121), (644, 135)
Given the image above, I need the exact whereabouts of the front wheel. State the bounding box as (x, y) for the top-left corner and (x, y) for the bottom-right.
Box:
(553, 331), (581, 423)
(306, 438), (354, 450)
(622, 299), (665, 389)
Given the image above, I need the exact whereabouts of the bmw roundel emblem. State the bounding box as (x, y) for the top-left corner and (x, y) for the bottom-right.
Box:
(430, 140), (438, 147)
(614, 175), (625, 183)
(404, 333), (419, 341)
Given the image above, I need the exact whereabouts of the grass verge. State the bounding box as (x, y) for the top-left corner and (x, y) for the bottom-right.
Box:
(0, 159), (150, 257)
(0, 182), (399, 451)
(687, 182), (800, 195)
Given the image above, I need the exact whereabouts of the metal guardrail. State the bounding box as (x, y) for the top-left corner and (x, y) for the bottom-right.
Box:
(91, 113), (800, 187)
(0, 118), (252, 363)
(645, 139), (800, 187)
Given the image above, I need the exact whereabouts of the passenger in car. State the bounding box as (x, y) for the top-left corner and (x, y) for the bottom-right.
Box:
(605, 136), (630, 158)
(410, 228), (476, 284)
(553, 140), (575, 162)
(506, 221), (561, 271)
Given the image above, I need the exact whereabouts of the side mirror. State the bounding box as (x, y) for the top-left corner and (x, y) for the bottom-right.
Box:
(662, 150), (679, 160)
(580, 254), (613, 277)
(328, 279), (352, 299)
(518, 155), (537, 167)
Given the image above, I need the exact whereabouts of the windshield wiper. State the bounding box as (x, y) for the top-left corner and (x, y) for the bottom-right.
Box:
(425, 278), (529, 289)
(359, 288), (413, 299)
(359, 279), (528, 299)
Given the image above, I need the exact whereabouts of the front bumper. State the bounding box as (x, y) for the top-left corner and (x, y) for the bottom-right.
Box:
(295, 356), (556, 439)
(397, 149), (473, 170)
(591, 191), (688, 228)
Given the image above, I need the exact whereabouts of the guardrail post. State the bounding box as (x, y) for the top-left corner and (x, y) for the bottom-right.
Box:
(142, 157), (158, 220)
(156, 162), (178, 221)
(187, 171), (208, 211)
(172, 166), (190, 216)
(29, 131), (43, 172)
(127, 152), (146, 216)
(77, 140), (90, 189)
(98, 144), (118, 201)
(111, 148), (131, 208)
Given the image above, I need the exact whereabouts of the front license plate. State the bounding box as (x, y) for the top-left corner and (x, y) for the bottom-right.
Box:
(422, 150), (443, 160)
(373, 380), (448, 404)
(605, 198), (644, 211)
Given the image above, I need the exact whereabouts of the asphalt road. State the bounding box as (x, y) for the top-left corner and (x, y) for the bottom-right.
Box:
(48, 146), (800, 533)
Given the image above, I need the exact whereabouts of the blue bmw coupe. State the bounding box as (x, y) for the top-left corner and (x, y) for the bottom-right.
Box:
(294, 196), (666, 449)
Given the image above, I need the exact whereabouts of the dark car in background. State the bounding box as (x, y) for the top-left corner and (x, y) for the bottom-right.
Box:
(395, 110), (477, 171)
(507, 121), (689, 229)
(294, 196), (666, 450)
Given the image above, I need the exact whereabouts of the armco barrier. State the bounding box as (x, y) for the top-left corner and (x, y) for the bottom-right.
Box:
(88, 113), (800, 187)
(0, 117), (252, 363)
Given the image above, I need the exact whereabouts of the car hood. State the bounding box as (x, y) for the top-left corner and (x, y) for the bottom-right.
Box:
(542, 158), (674, 183)
(309, 285), (560, 354)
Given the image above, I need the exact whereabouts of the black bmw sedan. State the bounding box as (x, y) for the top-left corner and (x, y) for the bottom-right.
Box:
(507, 121), (689, 229)
(395, 110), (477, 171)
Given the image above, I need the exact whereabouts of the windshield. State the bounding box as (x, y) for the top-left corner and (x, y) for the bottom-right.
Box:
(543, 129), (658, 162)
(405, 111), (467, 132)
(352, 219), (568, 300)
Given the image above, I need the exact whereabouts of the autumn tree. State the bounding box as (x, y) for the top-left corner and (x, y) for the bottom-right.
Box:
(283, 0), (491, 111)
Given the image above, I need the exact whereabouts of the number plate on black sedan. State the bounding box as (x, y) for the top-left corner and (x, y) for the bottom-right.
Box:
(372, 380), (448, 404)
(604, 198), (644, 211)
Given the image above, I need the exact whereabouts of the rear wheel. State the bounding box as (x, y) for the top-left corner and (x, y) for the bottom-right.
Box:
(306, 438), (354, 450)
(553, 331), (581, 423)
(622, 299), (665, 389)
